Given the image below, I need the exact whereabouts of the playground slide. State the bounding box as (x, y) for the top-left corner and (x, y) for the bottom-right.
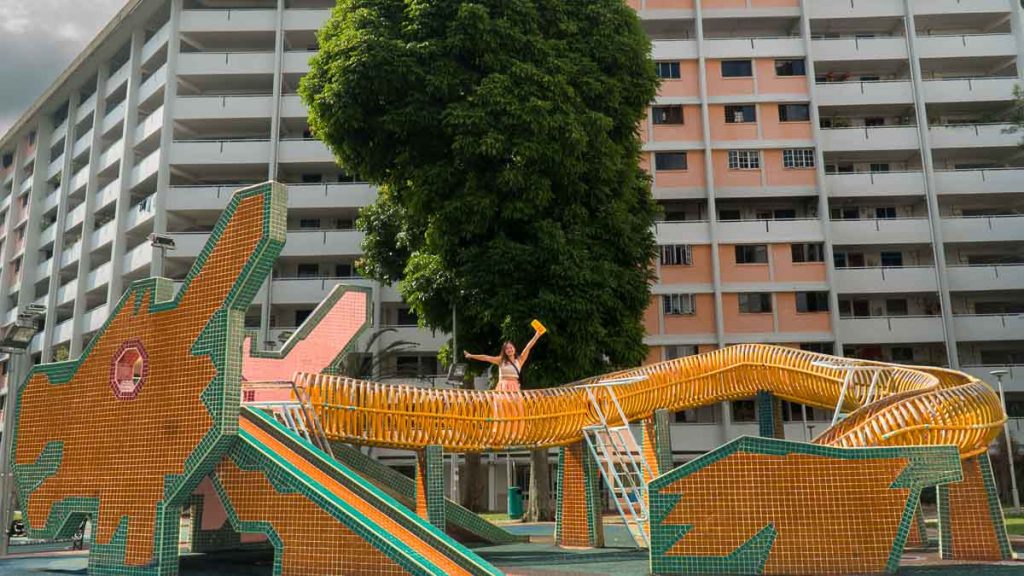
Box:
(298, 344), (1004, 457)
(223, 406), (501, 576)
(327, 442), (528, 545)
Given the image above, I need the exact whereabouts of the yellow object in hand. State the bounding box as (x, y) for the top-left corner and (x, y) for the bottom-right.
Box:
(531, 319), (547, 335)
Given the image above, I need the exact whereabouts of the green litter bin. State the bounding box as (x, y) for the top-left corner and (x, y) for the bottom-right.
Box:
(507, 486), (524, 520)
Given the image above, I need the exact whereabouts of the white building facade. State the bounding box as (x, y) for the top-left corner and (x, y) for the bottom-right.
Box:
(1, 0), (1024, 505)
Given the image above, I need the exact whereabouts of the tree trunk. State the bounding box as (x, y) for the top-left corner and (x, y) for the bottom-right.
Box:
(461, 453), (487, 512)
(526, 448), (552, 522)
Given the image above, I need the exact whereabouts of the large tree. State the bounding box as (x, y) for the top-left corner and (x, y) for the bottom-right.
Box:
(302, 0), (659, 519)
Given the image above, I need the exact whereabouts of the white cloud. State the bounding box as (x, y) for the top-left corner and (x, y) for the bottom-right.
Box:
(0, 0), (126, 135)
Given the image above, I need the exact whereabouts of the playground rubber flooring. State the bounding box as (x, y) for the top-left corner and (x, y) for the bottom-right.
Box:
(1, 524), (1023, 575)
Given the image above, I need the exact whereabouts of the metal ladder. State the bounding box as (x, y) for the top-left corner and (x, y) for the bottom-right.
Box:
(244, 381), (335, 458)
(579, 376), (653, 549)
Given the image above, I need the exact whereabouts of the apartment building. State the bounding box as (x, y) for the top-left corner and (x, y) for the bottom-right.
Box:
(1, 0), (1024, 507)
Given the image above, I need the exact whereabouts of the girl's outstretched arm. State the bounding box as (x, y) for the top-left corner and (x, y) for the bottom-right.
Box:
(464, 351), (500, 365)
(518, 329), (545, 367)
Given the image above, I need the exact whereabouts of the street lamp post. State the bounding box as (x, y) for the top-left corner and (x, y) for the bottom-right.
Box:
(148, 233), (176, 278)
(0, 307), (45, 557)
(991, 369), (1020, 515)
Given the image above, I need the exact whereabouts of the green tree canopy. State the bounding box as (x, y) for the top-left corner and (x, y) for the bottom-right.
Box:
(301, 0), (659, 387)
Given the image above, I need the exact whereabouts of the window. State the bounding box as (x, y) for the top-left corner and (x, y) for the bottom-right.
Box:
(731, 400), (756, 422)
(675, 405), (719, 423)
(728, 150), (760, 170)
(725, 105), (757, 123)
(396, 355), (422, 376)
(774, 59), (806, 76)
(773, 209), (796, 220)
(719, 209), (741, 221)
(739, 293), (773, 313)
(295, 309), (313, 326)
(656, 61), (681, 79)
(889, 347), (914, 363)
(655, 152), (687, 171)
(830, 207), (860, 220)
(301, 173), (323, 183)
(653, 105), (684, 125)
(800, 342), (834, 355)
(778, 104), (811, 122)
(665, 345), (697, 360)
(783, 148), (815, 169)
(663, 294), (696, 316)
(870, 163), (891, 173)
(875, 207), (897, 219)
(885, 299), (908, 316)
(299, 218), (321, 229)
(880, 251), (903, 267)
(296, 263), (319, 278)
(864, 117), (885, 127)
(721, 60), (753, 78)
(796, 291), (830, 313)
(397, 307), (418, 325)
(335, 263), (353, 277)
(735, 244), (768, 264)
(660, 244), (692, 266)
(791, 243), (824, 263)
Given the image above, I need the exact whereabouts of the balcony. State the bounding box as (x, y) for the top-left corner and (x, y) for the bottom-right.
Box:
(84, 305), (109, 333)
(929, 124), (1018, 150)
(76, 92), (97, 123)
(923, 77), (1017, 104)
(915, 34), (1016, 60)
(837, 316), (944, 344)
(132, 150), (161, 186)
(942, 215), (1024, 243)
(169, 229), (364, 258)
(40, 223), (57, 248)
(703, 37), (804, 59)
(35, 258), (53, 281)
(277, 139), (335, 164)
(655, 220), (711, 245)
(830, 218), (932, 245)
(810, 37), (908, 62)
(95, 179), (121, 212)
(834, 266), (937, 294)
(180, 9), (276, 32)
(166, 182), (376, 211)
(281, 230), (364, 257)
(72, 129), (93, 159)
(52, 318), (73, 347)
(377, 325), (447, 351)
(135, 106), (164, 143)
(61, 241), (81, 269)
(650, 40), (699, 61)
(954, 314), (1024, 341)
(123, 243), (152, 275)
(816, 80), (912, 107)
(807, 0), (901, 18)
(101, 100), (126, 135)
(57, 278), (77, 306)
(177, 52), (275, 76)
(260, 277), (376, 305)
(106, 62), (130, 97)
(913, 0), (1011, 16)
(961, 365), (1024, 393)
(91, 220), (116, 250)
(717, 218), (823, 244)
(141, 22), (170, 65)
(176, 95), (274, 120)
(819, 126), (919, 152)
(826, 171), (925, 198)
(947, 264), (1024, 292)
(139, 65), (168, 106)
(170, 140), (271, 166)
(283, 8), (331, 31)
(934, 168), (1024, 195)
(47, 155), (64, 180)
(87, 261), (112, 291)
(283, 51), (313, 75)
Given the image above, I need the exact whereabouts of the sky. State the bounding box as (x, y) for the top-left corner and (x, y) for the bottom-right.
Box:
(0, 0), (125, 136)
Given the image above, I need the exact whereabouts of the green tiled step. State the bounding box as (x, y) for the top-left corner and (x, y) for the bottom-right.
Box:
(239, 407), (502, 576)
(328, 441), (528, 545)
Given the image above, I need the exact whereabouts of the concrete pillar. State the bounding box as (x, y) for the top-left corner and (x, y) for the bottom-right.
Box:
(555, 441), (603, 548)
(70, 66), (110, 356)
(106, 28), (146, 304)
(641, 408), (674, 479)
(150, 0), (182, 280)
(415, 445), (445, 530)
